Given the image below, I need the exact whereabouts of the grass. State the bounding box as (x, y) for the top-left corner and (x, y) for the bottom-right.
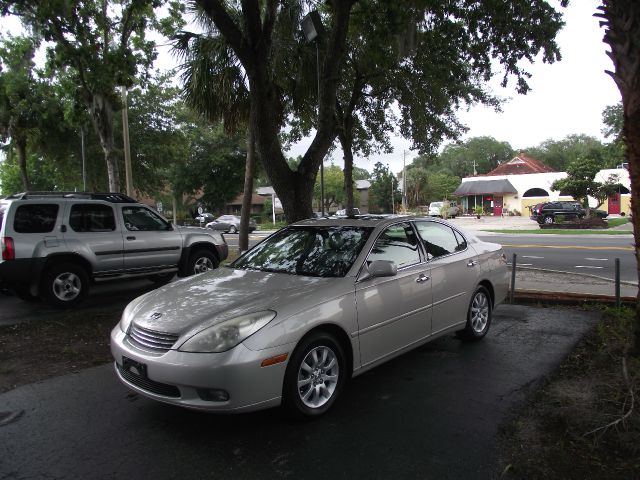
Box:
(485, 229), (632, 235)
(607, 218), (630, 228)
(499, 306), (640, 479)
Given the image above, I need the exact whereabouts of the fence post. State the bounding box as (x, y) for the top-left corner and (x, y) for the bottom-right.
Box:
(510, 253), (517, 304)
(615, 258), (621, 308)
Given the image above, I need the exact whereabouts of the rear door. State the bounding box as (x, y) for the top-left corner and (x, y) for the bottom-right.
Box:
(66, 202), (123, 274)
(119, 205), (182, 273)
(413, 221), (478, 335)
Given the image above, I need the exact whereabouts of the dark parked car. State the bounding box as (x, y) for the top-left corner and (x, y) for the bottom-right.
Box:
(206, 215), (257, 234)
(530, 201), (608, 224)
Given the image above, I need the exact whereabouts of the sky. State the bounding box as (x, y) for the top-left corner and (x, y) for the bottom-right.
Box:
(1, 1), (622, 177)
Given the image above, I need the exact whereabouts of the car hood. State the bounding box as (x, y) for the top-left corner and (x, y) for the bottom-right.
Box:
(129, 267), (334, 338)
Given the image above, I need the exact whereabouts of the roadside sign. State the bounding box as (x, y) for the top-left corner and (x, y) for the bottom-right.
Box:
(197, 206), (204, 215)
(156, 202), (163, 212)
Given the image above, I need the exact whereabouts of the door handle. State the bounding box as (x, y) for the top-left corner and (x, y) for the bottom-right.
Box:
(126, 236), (136, 241)
(415, 274), (430, 283)
(467, 260), (477, 267)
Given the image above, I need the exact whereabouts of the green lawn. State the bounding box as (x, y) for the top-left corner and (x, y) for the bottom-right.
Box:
(486, 228), (631, 235)
(606, 217), (630, 228)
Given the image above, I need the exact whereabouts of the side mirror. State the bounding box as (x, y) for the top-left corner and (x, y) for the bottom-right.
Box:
(360, 260), (397, 282)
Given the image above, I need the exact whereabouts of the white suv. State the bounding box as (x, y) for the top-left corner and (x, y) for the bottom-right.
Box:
(0, 192), (228, 307)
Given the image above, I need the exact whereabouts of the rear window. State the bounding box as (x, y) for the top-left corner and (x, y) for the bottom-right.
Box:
(14, 204), (59, 233)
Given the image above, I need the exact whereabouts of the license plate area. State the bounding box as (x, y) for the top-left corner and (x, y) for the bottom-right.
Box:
(122, 356), (147, 378)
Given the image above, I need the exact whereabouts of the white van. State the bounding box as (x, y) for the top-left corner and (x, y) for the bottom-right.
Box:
(428, 201), (459, 218)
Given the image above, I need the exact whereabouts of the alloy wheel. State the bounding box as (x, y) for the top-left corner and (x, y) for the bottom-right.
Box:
(470, 291), (489, 333)
(297, 346), (340, 409)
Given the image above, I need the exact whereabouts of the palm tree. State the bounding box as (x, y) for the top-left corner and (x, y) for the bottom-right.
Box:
(173, 10), (255, 251)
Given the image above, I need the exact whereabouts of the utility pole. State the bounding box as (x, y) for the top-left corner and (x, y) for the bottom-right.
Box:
(402, 150), (407, 211)
(121, 86), (133, 197)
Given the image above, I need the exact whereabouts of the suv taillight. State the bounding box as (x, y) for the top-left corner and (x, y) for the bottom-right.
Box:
(1, 236), (15, 260)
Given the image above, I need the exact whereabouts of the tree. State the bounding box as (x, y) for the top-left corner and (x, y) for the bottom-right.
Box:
(550, 157), (622, 216)
(436, 137), (515, 177)
(0, 35), (48, 190)
(525, 134), (615, 171)
(368, 162), (399, 213)
(597, 0), (640, 348)
(1, 0), (185, 192)
(602, 102), (626, 166)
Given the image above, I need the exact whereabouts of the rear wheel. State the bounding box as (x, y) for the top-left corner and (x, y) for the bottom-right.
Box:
(282, 332), (346, 418)
(543, 216), (554, 224)
(40, 263), (90, 308)
(458, 286), (492, 341)
(228, 225), (237, 234)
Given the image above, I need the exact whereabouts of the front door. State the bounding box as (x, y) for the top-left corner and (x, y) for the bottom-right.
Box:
(355, 223), (431, 368)
(608, 193), (621, 215)
(119, 205), (182, 273)
(493, 196), (503, 216)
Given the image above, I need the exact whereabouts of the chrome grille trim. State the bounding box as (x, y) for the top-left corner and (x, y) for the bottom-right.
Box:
(128, 324), (179, 352)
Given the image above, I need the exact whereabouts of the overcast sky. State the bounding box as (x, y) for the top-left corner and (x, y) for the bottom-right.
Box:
(1, 1), (622, 177)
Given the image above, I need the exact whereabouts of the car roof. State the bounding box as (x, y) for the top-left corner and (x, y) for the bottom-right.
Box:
(293, 214), (442, 228)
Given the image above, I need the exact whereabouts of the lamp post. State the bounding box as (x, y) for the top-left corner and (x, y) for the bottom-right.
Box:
(301, 11), (325, 215)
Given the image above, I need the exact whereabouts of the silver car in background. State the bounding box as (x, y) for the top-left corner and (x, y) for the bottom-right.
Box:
(206, 214), (256, 234)
(111, 215), (509, 417)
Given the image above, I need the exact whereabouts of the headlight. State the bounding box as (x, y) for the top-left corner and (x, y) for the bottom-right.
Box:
(119, 294), (149, 333)
(178, 310), (276, 353)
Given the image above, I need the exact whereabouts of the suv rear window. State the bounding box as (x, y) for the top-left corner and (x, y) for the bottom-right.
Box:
(70, 204), (116, 232)
(14, 204), (59, 233)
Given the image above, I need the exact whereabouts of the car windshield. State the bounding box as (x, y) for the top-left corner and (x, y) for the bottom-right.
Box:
(232, 226), (373, 277)
(430, 202), (442, 208)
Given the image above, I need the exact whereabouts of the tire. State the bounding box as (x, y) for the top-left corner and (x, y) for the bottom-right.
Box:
(148, 272), (175, 286)
(458, 286), (492, 341)
(187, 249), (219, 275)
(40, 262), (90, 308)
(543, 216), (554, 224)
(282, 331), (346, 418)
(228, 225), (237, 234)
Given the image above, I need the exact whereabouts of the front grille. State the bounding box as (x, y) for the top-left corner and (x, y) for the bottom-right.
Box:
(116, 363), (180, 398)
(128, 324), (179, 352)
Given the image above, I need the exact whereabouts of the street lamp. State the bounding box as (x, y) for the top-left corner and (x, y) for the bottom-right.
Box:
(301, 11), (325, 215)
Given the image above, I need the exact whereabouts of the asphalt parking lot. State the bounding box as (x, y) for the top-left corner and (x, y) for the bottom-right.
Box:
(0, 304), (600, 480)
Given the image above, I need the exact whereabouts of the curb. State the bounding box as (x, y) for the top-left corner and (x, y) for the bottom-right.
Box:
(515, 265), (639, 287)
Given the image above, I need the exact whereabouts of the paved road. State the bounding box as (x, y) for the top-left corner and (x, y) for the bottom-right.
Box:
(0, 305), (600, 480)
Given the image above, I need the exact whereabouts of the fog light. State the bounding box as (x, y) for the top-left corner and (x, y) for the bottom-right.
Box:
(197, 388), (230, 402)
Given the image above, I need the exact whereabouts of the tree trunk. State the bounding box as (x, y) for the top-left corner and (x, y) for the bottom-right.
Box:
(340, 132), (355, 215)
(239, 118), (256, 252)
(16, 138), (29, 191)
(85, 92), (120, 192)
(599, 0), (640, 352)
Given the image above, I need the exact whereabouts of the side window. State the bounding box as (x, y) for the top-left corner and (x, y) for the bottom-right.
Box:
(414, 222), (460, 259)
(69, 204), (116, 232)
(13, 204), (59, 233)
(453, 230), (467, 252)
(367, 223), (420, 269)
(122, 206), (170, 231)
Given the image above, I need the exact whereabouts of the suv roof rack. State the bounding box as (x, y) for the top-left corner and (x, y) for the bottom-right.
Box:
(5, 192), (137, 203)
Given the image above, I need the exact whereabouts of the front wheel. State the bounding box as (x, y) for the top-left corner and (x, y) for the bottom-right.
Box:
(40, 263), (90, 308)
(186, 249), (219, 275)
(543, 216), (554, 224)
(228, 225), (237, 234)
(282, 332), (346, 418)
(458, 286), (492, 341)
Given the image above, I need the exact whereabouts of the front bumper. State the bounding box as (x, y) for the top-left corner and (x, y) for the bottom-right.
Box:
(110, 326), (293, 412)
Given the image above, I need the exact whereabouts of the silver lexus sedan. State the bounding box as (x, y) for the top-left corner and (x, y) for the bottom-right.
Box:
(111, 215), (509, 416)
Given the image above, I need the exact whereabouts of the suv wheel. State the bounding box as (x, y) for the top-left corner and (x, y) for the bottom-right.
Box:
(228, 225), (237, 234)
(187, 249), (219, 275)
(543, 216), (554, 224)
(41, 263), (90, 308)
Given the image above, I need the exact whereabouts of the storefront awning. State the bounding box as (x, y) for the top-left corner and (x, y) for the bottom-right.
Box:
(453, 179), (517, 196)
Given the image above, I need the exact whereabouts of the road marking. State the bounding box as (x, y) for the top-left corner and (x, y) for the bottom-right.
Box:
(509, 263), (533, 266)
(575, 265), (604, 269)
(502, 244), (634, 251)
(584, 258), (609, 261)
(522, 255), (544, 259)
